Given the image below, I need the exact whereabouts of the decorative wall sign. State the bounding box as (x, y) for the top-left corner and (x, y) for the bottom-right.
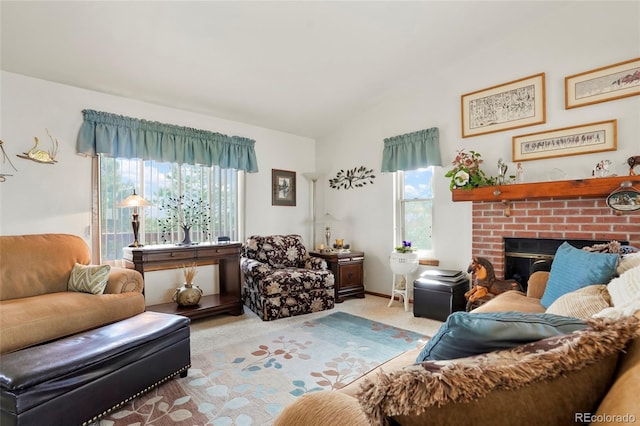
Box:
(17, 129), (59, 164)
(512, 119), (617, 162)
(565, 57), (640, 109)
(329, 166), (376, 190)
(461, 73), (546, 138)
(272, 169), (296, 206)
(607, 181), (640, 212)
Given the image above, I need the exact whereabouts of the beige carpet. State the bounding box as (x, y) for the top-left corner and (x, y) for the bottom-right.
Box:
(99, 295), (443, 425)
(189, 294), (444, 353)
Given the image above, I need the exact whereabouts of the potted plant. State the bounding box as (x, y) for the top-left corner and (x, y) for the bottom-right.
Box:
(444, 149), (496, 190)
(390, 241), (419, 276)
(158, 195), (211, 245)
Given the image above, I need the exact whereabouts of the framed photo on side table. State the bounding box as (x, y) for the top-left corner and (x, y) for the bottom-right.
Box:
(272, 169), (296, 206)
(461, 73), (546, 138)
(512, 119), (617, 162)
(565, 57), (640, 109)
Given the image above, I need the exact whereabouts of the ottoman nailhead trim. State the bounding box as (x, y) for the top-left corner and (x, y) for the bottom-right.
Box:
(81, 365), (191, 426)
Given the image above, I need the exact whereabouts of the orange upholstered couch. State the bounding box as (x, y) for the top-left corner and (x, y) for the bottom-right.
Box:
(0, 233), (145, 354)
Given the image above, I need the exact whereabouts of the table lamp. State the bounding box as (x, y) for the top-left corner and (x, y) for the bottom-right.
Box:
(117, 190), (151, 247)
(322, 212), (339, 248)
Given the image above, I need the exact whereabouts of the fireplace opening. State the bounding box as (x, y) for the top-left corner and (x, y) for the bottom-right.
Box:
(504, 237), (627, 290)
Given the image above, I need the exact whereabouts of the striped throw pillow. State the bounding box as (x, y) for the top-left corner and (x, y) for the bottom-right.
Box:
(68, 263), (111, 295)
(546, 285), (611, 319)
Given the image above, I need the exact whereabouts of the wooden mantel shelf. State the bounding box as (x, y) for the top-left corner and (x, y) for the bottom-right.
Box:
(451, 175), (640, 202)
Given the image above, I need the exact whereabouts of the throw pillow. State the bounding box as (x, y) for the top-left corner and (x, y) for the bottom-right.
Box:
(359, 316), (639, 426)
(545, 285), (611, 319)
(67, 263), (111, 295)
(415, 311), (586, 362)
(540, 242), (618, 308)
(618, 252), (640, 275)
(605, 263), (640, 308)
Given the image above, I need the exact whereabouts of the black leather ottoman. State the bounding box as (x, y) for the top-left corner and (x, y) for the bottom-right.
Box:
(413, 269), (469, 322)
(0, 311), (191, 426)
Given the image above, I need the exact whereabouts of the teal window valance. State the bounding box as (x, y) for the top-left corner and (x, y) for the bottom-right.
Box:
(77, 109), (259, 172)
(381, 127), (442, 172)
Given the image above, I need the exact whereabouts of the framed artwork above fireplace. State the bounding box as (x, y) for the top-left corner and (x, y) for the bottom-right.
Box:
(512, 119), (617, 162)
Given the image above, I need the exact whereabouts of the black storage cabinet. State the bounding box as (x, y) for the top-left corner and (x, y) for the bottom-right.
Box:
(413, 269), (469, 321)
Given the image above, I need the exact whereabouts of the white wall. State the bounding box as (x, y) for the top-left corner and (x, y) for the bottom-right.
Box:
(0, 72), (316, 248)
(316, 2), (640, 296)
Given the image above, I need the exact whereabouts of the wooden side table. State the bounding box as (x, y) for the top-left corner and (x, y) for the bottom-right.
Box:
(123, 242), (243, 319)
(311, 251), (365, 303)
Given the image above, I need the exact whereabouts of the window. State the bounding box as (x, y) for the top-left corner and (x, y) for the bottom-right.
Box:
(98, 156), (240, 262)
(396, 168), (434, 254)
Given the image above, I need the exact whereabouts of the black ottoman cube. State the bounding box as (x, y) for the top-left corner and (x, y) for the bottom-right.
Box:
(413, 269), (469, 321)
(1, 311), (191, 426)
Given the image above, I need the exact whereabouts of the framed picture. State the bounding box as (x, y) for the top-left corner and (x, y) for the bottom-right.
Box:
(607, 187), (640, 212)
(272, 169), (296, 206)
(461, 73), (546, 138)
(512, 119), (617, 162)
(565, 57), (640, 109)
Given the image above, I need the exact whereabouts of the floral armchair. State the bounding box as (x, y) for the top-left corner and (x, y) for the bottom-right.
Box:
(241, 234), (335, 321)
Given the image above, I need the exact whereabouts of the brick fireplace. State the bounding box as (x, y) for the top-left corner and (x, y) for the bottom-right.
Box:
(471, 196), (640, 281)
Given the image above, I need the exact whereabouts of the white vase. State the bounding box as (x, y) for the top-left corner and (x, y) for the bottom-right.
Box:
(389, 251), (419, 275)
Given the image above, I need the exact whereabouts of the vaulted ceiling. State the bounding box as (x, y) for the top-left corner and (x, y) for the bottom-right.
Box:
(2, 1), (579, 139)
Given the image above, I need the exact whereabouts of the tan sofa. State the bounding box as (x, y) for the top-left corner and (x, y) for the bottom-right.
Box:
(0, 233), (145, 354)
(275, 269), (640, 426)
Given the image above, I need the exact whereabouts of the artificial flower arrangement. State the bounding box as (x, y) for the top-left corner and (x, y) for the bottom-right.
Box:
(444, 149), (497, 190)
(394, 240), (416, 253)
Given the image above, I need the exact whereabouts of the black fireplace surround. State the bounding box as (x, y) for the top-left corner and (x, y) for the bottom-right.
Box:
(504, 237), (627, 290)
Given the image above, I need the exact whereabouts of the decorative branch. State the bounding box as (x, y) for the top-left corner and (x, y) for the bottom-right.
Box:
(158, 195), (211, 242)
(329, 166), (376, 190)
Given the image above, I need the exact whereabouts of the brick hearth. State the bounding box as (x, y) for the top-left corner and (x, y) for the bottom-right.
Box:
(471, 197), (640, 280)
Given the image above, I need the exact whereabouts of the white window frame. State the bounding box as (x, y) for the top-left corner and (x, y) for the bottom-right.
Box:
(394, 168), (435, 258)
(92, 156), (244, 263)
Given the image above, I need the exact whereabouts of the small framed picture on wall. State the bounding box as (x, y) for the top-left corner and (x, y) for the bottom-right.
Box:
(272, 169), (296, 206)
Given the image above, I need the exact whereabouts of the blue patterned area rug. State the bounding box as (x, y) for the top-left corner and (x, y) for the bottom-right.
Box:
(102, 311), (428, 426)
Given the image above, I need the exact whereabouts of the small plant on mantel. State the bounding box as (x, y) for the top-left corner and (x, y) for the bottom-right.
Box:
(445, 149), (496, 190)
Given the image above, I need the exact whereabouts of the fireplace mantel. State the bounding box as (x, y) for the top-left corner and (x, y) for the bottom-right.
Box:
(451, 175), (640, 202)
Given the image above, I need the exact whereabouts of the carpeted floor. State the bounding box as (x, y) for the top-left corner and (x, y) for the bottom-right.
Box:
(100, 296), (443, 426)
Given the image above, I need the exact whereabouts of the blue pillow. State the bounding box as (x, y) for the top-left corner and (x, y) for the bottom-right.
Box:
(540, 242), (619, 308)
(415, 311), (586, 362)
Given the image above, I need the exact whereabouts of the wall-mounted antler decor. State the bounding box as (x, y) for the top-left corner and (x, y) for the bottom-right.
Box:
(329, 166), (376, 190)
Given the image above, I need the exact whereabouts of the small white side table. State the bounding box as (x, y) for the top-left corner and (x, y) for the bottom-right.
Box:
(388, 252), (419, 311)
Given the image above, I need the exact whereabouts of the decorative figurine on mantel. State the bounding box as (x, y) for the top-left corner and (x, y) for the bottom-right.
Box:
(593, 160), (613, 178)
(497, 158), (508, 185)
(628, 155), (640, 176)
(516, 162), (524, 183)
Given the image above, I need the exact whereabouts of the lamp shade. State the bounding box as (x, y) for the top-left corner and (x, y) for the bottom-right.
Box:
(322, 212), (339, 223)
(302, 172), (324, 181)
(117, 190), (151, 208)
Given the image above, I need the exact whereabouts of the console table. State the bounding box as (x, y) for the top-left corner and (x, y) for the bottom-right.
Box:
(310, 251), (365, 302)
(123, 242), (243, 319)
